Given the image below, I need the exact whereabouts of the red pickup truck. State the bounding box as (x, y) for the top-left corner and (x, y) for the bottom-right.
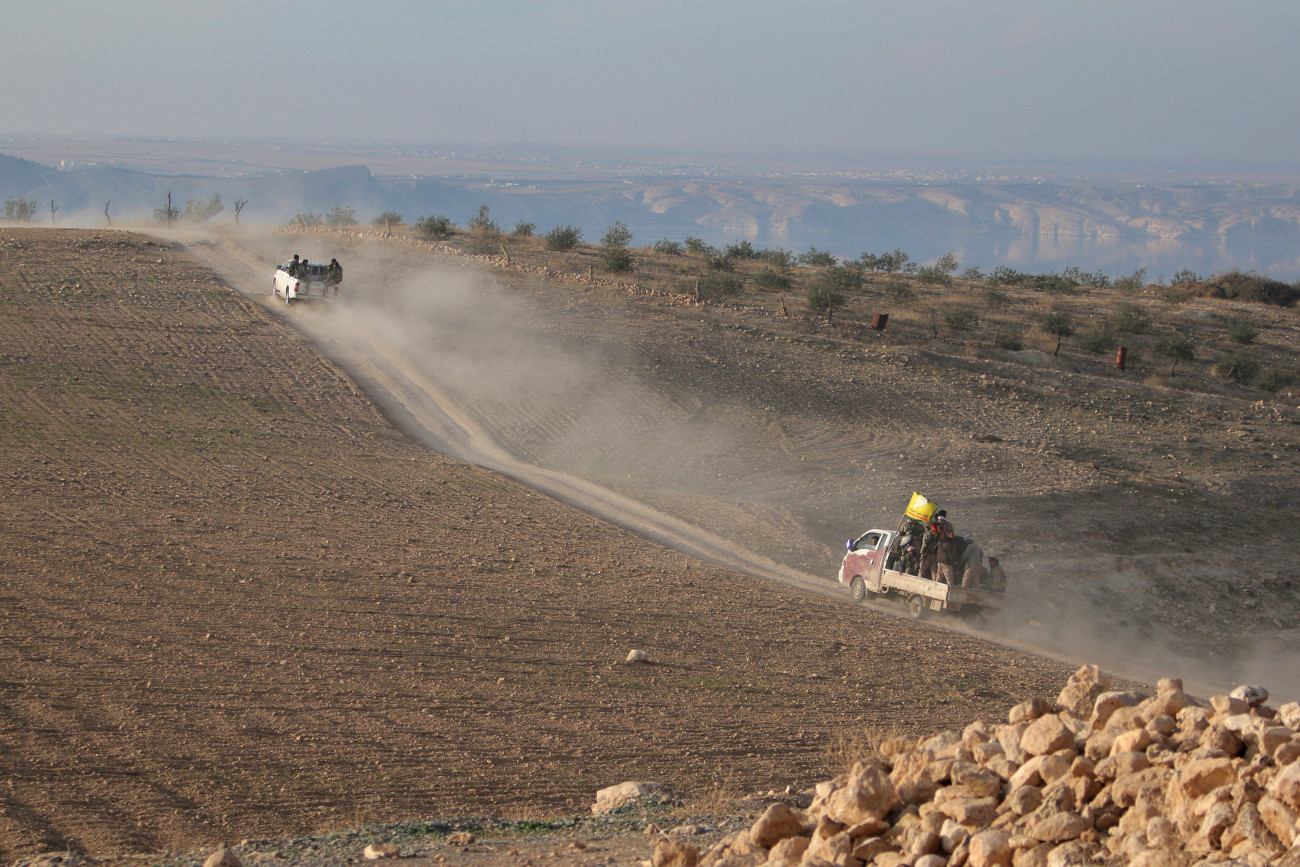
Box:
(837, 527), (1006, 620)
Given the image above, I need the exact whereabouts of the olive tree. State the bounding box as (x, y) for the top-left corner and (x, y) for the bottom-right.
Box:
(1042, 312), (1072, 357)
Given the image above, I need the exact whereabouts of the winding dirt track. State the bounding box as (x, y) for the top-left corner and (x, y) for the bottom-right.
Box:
(185, 234), (841, 597)
(183, 231), (1300, 698)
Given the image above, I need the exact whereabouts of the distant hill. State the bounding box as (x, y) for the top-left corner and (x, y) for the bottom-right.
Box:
(3, 150), (1300, 276)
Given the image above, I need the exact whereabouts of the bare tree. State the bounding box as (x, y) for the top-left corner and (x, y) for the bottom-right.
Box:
(154, 190), (180, 225)
(234, 199), (248, 225)
(104, 201), (112, 227)
(49, 200), (58, 227)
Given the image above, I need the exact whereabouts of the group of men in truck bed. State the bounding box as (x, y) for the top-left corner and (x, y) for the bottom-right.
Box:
(888, 510), (1007, 593)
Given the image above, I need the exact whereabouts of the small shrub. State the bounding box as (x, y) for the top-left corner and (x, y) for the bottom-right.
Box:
(468, 204), (500, 234)
(1158, 286), (1194, 306)
(983, 287), (1011, 310)
(325, 205), (356, 227)
(601, 247), (634, 273)
(601, 220), (633, 249)
(987, 265), (1024, 286)
(821, 265), (864, 293)
(857, 249), (910, 273)
(1063, 266), (1112, 288)
(292, 211), (323, 228)
(993, 327), (1024, 351)
(1202, 271), (1299, 307)
(1153, 331), (1196, 375)
(758, 248), (795, 267)
(185, 195), (225, 223)
(1213, 352), (1259, 384)
(706, 254), (736, 272)
(653, 239), (683, 255)
(1257, 366), (1298, 392)
(1114, 303), (1152, 334)
(1227, 319), (1259, 345)
(512, 221), (537, 237)
(415, 214), (455, 239)
(373, 211), (404, 227)
(916, 265), (952, 286)
(684, 236), (715, 256)
(943, 306), (979, 332)
(1114, 268), (1148, 294)
(934, 251), (960, 274)
(1170, 268), (1200, 285)
(2, 197), (38, 222)
(1078, 327), (1118, 354)
(806, 283), (843, 314)
(753, 268), (793, 291)
(1041, 312), (1073, 357)
(545, 224), (582, 251)
(881, 278), (914, 305)
(1025, 273), (1077, 295)
(723, 240), (758, 261)
(961, 266), (985, 281)
(798, 247), (837, 267)
(699, 272), (742, 298)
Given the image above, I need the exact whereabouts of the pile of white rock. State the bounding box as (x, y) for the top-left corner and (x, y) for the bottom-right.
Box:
(658, 665), (1300, 867)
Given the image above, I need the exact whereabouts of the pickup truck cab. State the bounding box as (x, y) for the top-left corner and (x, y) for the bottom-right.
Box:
(838, 528), (1005, 620)
(273, 260), (339, 305)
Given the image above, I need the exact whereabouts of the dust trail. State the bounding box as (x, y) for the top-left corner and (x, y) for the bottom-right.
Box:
(294, 261), (833, 598)
(181, 230), (1298, 702)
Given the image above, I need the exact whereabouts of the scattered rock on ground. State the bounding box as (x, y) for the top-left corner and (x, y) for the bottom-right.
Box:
(593, 781), (670, 814)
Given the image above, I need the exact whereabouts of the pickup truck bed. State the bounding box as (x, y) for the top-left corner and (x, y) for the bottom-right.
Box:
(837, 527), (1005, 620)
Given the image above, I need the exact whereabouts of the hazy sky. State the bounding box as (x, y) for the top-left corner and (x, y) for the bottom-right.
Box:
(4, 0), (1298, 163)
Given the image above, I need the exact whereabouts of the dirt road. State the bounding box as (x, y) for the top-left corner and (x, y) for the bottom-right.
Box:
(188, 229), (1300, 698)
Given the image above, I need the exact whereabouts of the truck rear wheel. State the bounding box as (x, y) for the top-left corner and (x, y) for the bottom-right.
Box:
(907, 595), (928, 620)
(849, 576), (867, 603)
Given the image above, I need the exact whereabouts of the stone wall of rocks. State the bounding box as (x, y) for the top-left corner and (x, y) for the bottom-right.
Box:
(652, 665), (1300, 867)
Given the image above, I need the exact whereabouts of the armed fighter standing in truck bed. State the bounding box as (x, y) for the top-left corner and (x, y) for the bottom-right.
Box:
(837, 492), (1007, 620)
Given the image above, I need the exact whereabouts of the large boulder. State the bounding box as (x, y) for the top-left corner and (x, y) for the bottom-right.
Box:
(747, 802), (806, 848)
(1273, 761), (1300, 811)
(1231, 684), (1270, 707)
(652, 839), (699, 867)
(1179, 756), (1237, 799)
(1009, 698), (1053, 725)
(967, 828), (1013, 867)
(1258, 795), (1297, 850)
(202, 850), (243, 867)
(1021, 715), (1076, 757)
(1026, 811), (1090, 843)
(822, 759), (900, 825)
(1089, 690), (1144, 730)
(592, 781), (669, 814)
(1056, 665), (1110, 718)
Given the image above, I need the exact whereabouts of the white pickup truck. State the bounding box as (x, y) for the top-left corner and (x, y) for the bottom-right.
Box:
(838, 527), (1006, 620)
(273, 259), (340, 305)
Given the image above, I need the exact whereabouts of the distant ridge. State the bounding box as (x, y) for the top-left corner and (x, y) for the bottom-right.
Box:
(3, 149), (1299, 278)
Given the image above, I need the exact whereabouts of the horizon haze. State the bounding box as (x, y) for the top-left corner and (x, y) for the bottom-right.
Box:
(4, 1), (1300, 164)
